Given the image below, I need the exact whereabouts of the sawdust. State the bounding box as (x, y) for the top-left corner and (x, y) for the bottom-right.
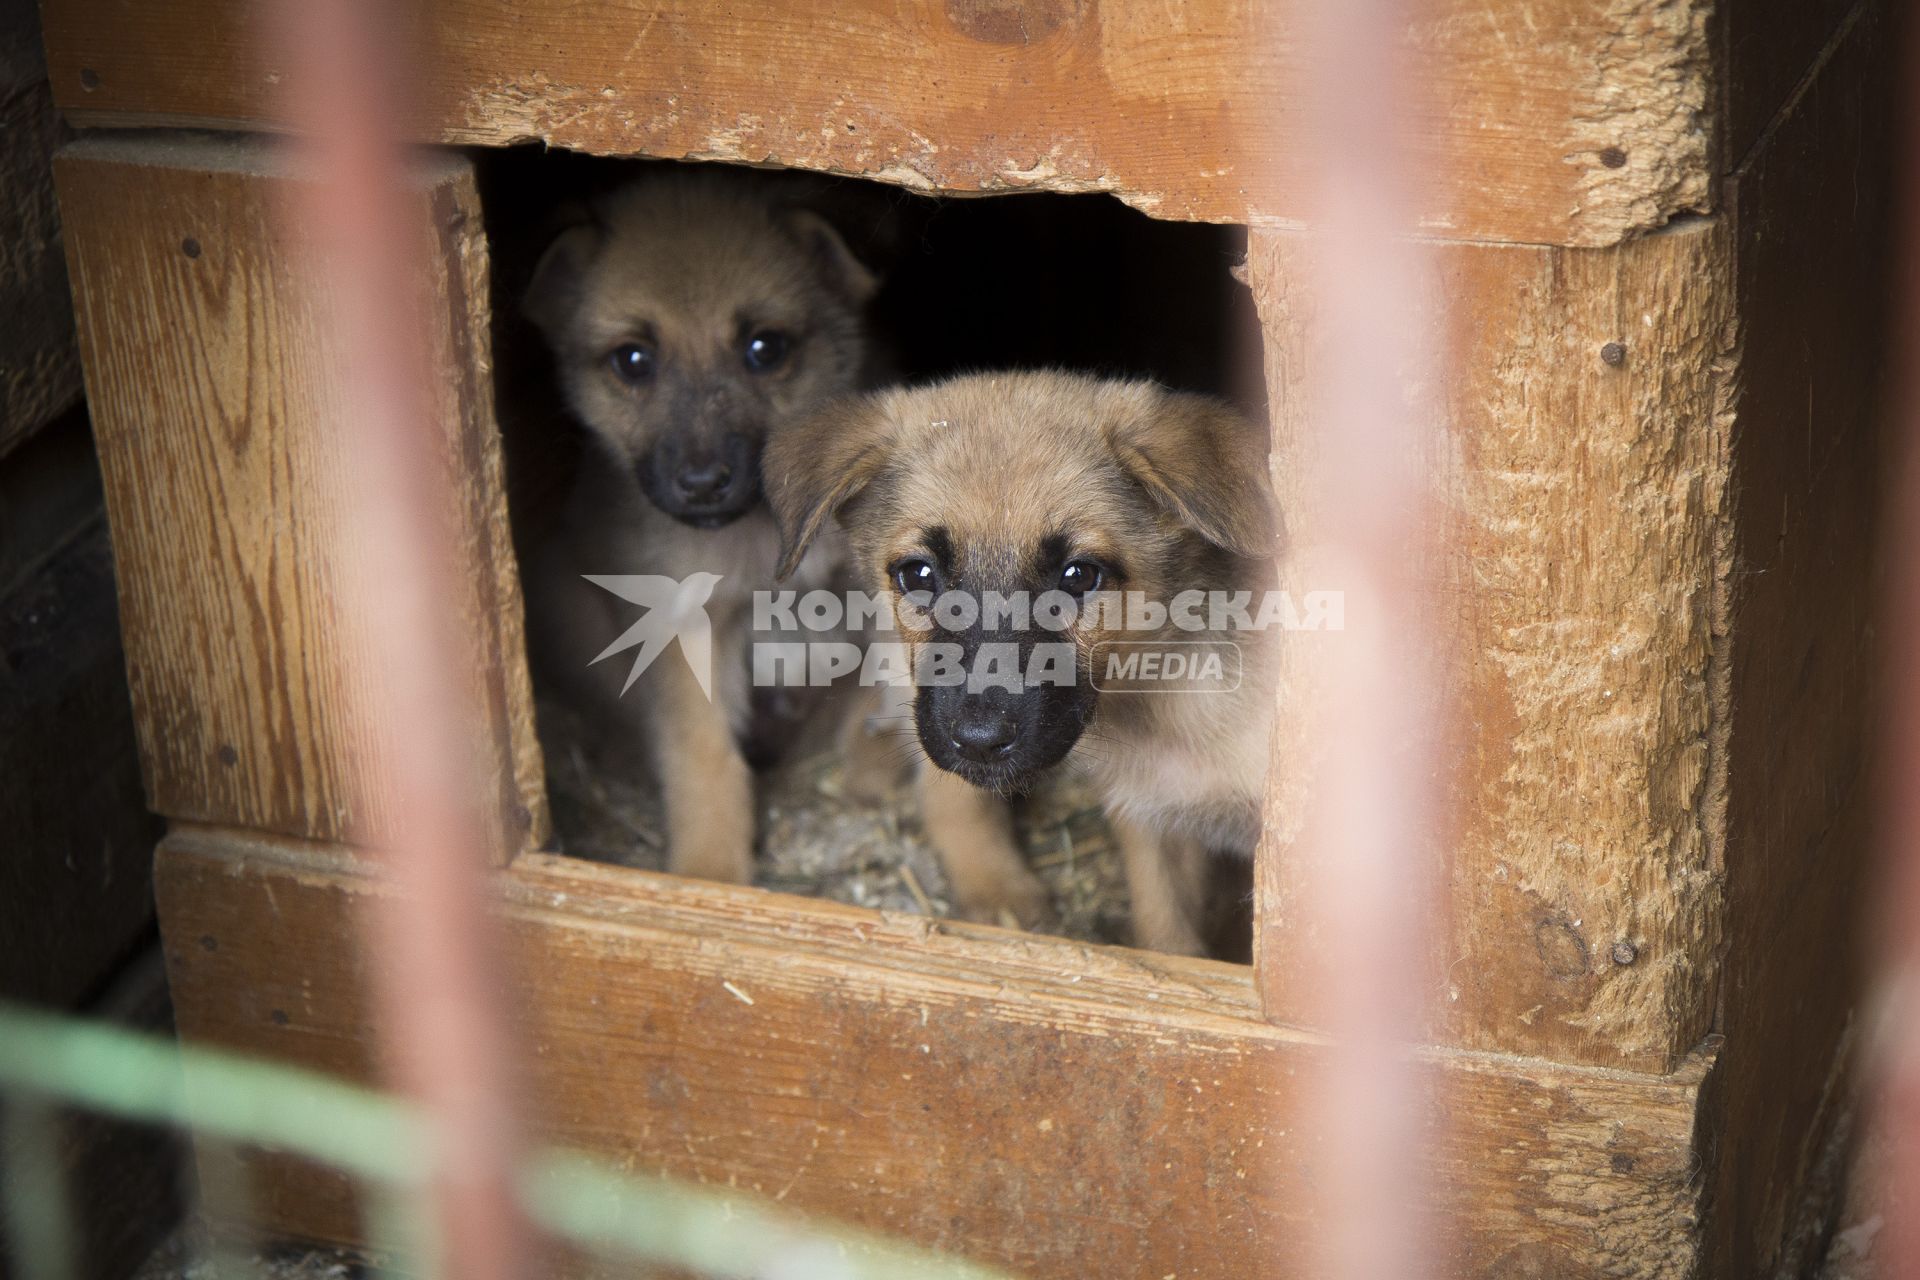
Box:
(134, 1229), (367, 1280)
(537, 697), (1135, 947)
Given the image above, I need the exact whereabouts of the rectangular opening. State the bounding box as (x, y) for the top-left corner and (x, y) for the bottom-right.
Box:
(479, 149), (1270, 963)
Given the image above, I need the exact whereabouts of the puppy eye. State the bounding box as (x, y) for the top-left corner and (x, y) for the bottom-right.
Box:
(743, 329), (791, 372)
(1058, 559), (1104, 596)
(891, 557), (939, 599)
(608, 343), (656, 383)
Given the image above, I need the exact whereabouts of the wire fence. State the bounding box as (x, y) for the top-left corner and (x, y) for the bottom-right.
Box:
(5, 0), (1912, 1277)
(0, 1002), (1014, 1279)
(278, 0), (533, 1273)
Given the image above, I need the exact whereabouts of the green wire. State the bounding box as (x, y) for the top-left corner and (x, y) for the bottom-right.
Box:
(0, 1002), (1015, 1280)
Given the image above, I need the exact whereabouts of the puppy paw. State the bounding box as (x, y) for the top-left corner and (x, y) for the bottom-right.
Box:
(953, 869), (1056, 932)
(1129, 895), (1208, 956)
(669, 836), (754, 885)
(1134, 917), (1208, 958)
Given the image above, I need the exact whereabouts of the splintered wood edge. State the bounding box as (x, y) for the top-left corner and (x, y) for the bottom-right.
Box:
(157, 823), (1716, 1275)
(1245, 218), (1733, 1073)
(41, 0), (1716, 246)
(163, 821), (1718, 1084)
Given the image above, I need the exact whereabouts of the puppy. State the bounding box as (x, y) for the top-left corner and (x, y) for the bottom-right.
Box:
(522, 170), (879, 882)
(767, 371), (1279, 953)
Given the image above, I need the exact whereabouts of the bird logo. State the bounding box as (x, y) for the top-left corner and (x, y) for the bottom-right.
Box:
(582, 573), (722, 699)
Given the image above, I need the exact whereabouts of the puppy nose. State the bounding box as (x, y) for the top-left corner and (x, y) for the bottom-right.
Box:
(949, 706), (1018, 762)
(675, 460), (734, 502)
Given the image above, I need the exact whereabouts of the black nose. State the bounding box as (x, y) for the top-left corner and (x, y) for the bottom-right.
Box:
(948, 705), (1019, 762)
(675, 459), (734, 502)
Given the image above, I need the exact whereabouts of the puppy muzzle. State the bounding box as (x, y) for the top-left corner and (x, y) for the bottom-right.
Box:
(638, 431), (762, 527)
(913, 629), (1094, 792)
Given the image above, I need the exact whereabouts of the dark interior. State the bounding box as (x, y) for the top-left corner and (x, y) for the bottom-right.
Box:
(477, 147), (1267, 431)
(476, 148), (1262, 959)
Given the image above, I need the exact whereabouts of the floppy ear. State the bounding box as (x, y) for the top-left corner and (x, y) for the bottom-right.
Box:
(524, 222), (603, 338)
(766, 395), (896, 580)
(1108, 391), (1279, 559)
(781, 209), (879, 305)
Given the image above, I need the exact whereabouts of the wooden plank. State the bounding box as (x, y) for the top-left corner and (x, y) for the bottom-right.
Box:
(0, 0), (82, 456)
(0, 512), (162, 1008)
(1250, 217), (1733, 1073)
(38, 0), (1713, 247)
(1723, 0), (1861, 172)
(0, 408), (160, 1010)
(157, 827), (1713, 1278)
(1704, 3), (1891, 1274)
(52, 133), (547, 855)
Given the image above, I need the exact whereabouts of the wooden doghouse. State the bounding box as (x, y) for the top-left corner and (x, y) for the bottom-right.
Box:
(40, 0), (1890, 1274)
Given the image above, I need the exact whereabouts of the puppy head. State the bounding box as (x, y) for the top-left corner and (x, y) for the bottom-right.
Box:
(526, 171), (877, 528)
(767, 372), (1276, 792)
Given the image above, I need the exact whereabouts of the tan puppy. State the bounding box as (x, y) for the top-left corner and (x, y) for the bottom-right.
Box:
(523, 170), (878, 882)
(767, 371), (1279, 953)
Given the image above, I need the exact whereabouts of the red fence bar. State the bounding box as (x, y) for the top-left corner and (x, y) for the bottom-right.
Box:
(1875, 8), (1920, 1276)
(1289, 0), (1445, 1275)
(275, 4), (529, 1277)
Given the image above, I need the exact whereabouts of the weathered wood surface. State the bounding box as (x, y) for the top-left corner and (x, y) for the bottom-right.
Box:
(1250, 218), (1732, 1074)
(0, 0), (81, 456)
(39, 0), (1713, 247)
(53, 134), (547, 855)
(0, 410), (161, 1011)
(158, 827), (1713, 1278)
(1722, 0), (1861, 174)
(1704, 2), (1890, 1274)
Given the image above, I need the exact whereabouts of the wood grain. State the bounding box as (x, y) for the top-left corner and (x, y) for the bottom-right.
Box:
(1705, 3), (1890, 1273)
(53, 134), (547, 855)
(38, 0), (1713, 247)
(157, 826), (1714, 1278)
(0, 515), (162, 1008)
(1250, 218), (1733, 1074)
(0, 0), (81, 457)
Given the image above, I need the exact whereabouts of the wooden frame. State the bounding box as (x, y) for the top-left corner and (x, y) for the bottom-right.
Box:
(158, 825), (1710, 1276)
(44, 1), (1892, 1274)
(41, 0), (1720, 245)
(54, 135), (547, 858)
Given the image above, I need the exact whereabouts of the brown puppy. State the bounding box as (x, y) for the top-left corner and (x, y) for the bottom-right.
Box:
(523, 170), (878, 882)
(767, 371), (1280, 954)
